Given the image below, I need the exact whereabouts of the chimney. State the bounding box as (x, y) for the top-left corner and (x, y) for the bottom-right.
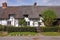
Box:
(2, 2), (7, 9)
(34, 2), (37, 6)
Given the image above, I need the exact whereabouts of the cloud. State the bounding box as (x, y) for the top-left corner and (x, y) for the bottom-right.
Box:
(42, 0), (49, 3)
(0, 0), (7, 6)
(37, 0), (60, 6)
(0, 0), (60, 6)
(46, 0), (60, 6)
(0, 0), (7, 2)
(37, 0), (50, 5)
(48, 0), (60, 4)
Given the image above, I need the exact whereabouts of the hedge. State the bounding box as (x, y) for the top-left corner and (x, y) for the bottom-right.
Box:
(39, 27), (59, 32)
(1, 26), (37, 32)
(0, 25), (60, 32)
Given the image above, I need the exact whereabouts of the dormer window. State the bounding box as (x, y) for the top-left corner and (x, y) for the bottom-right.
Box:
(39, 14), (42, 17)
(9, 14), (15, 16)
(23, 14), (28, 17)
(9, 14), (15, 18)
(23, 14), (30, 22)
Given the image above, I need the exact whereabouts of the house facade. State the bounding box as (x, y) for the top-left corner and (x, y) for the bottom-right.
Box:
(0, 2), (60, 27)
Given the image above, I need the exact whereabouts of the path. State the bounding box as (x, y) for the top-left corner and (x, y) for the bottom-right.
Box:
(0, 36), (60, 40)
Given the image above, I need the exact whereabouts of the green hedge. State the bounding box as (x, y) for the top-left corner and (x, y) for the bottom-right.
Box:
(0, 25), (60, 32)
(0, 25), (4, 31)
(39, 27), (59, 32)
(3, 26), (37, 32)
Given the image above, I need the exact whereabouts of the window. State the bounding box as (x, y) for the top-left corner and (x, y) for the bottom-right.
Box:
(23, 14), (28, 17)
(39, 14), (42, 17)
(9, 14), (15, 18)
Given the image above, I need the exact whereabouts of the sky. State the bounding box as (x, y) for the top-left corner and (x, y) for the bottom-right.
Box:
(0, 0), (60, 6)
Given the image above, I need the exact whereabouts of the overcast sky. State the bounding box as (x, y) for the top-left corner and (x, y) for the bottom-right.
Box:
(0, 0), (60, 6)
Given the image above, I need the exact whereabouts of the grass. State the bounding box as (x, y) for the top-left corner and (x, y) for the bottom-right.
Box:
(8, 32), (37, 36)
(0, 32), (60, 36)
(41, 32), (60, 36)
(0, 31), (8, 36)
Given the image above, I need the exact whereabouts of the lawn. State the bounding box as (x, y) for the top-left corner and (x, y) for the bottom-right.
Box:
(0, 32), (60, 36)
(8, 32), (37, 36)
(0, 31), (8, 36)
(41, 32), (60, 36)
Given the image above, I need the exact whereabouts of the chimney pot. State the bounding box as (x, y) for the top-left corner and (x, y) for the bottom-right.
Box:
(2, 2), (7, 9)
(34, 2), (37, 6)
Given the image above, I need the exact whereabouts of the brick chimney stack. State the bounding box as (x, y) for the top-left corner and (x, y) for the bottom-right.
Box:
(2, 2), (7, 9)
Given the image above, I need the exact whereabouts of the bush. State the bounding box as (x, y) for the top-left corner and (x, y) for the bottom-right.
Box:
(3, 26), (37, 32)
(0, 25), (4, 31)
(39, 27), (59, 32)
(0, 26), (60, 32)
(41, 10), (56, 26)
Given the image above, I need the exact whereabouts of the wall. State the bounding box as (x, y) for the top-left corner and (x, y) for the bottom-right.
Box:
(24, 17), (45, 27)
(0, 16), (44, 27)
(8, 16), (18, 27)
(0, 20), (7, 25)
(0, 16), (18, 27)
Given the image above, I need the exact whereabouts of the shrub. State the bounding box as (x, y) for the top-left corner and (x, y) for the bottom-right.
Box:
(41, 10), (56, 26)
(19, 19), (26, 26)
(3, 26), (37, 32)
(39, 27), (59, 32)
(0, 26), (60, 32)
(0, 25), (4, 31)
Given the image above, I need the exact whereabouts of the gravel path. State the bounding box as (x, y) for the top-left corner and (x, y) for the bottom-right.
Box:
(0, 36), (60, 40)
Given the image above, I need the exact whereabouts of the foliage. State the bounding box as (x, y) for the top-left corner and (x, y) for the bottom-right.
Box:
(39, 27), (59, 32)
(19, 19), (26, 26)
(1, 26), (37, 32)
(0, 26), (60, 32)
(0, 25), (5, 31)
(41, 10), (56, 26)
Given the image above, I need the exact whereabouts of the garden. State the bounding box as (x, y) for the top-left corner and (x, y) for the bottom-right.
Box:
(0, 25), (60, 36)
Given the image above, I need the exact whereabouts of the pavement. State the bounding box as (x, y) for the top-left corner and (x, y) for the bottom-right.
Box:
(0, 36), (60, 40)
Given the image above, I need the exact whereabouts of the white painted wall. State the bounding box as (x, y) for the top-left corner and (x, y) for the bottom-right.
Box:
(0, 16), (45, 27)
(8, 16), (18, 27)
(39, 17), (45, 26)
(24, 17), (39, 27)
(30, 21), (33, 27)
(0, 16), (18, 27)
(34, 22), (38, 27)
(24, 17), (30, 22)
(0, 20), (2, 24)
(0, 20), (7, 25)
(14, 19), (18, 27)
(40, 22), (45, 27)
(24, 17), (45, 27)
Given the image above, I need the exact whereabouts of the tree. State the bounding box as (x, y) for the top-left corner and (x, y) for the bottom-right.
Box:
(41, 10), (56, 26)
(19, 19), (26, 26)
